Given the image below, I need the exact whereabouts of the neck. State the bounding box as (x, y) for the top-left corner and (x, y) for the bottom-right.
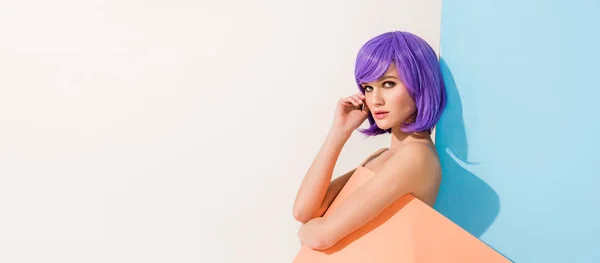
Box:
(390, 126), (432, 149)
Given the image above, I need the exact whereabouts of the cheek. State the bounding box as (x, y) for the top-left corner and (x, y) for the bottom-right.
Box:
(390, 91), (415, 110)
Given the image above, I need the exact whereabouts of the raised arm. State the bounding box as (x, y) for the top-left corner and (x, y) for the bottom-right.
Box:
(293, 92), (370, 223)
(292, 128), (351, 223)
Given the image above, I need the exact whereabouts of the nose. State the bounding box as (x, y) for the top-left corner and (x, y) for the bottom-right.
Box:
(370, 90), (384, 107)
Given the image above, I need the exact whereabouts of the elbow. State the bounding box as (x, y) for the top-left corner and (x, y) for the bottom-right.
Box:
(292, 207), (311, 224)
(293, 203), (317, 224)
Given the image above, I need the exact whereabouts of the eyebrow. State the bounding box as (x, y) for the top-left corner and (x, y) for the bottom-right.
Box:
(378, 75), (397, 81)
(360, 75), (398, 85)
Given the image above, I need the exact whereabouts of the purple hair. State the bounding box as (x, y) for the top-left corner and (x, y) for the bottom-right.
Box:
(355, 31), (447, 136)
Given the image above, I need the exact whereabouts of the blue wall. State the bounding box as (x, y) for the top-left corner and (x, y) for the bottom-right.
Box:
(434, 0), (600, 262)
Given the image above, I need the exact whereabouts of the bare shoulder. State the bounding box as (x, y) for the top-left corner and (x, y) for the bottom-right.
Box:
(397, 142), (439, 163)
(387, 142), (441, 187)
(359, 147), (389, 166)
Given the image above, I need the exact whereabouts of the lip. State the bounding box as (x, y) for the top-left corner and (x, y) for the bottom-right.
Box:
(374, 111), (389, 119)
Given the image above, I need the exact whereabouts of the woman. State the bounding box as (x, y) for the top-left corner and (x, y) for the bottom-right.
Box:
(292, 31), (448, 251)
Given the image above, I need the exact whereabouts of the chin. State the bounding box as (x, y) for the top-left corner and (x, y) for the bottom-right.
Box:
(375, 121), (391, 130)
(375, 120), (400, 131)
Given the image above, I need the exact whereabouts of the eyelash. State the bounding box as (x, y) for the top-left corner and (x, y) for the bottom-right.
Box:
(363, 81), (396, 92)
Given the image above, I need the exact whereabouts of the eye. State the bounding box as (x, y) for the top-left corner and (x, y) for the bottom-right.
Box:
(383, 81), (396, 88)
(363, 86), (373, 92)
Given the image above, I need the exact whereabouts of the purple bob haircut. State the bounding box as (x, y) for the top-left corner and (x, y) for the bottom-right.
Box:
(355, 31), (447, 136)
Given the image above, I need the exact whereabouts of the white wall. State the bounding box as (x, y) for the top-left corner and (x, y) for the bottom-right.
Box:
(0, 1), (441, 262)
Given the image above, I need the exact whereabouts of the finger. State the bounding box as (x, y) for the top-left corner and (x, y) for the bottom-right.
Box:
(353, 97), (365, 111)
(352, 95), (364, 105)
(351, 96), (363, 107)
(357, 92), (366, 100)
(339, 98), (354, 108)
(345, 97), (359, 107)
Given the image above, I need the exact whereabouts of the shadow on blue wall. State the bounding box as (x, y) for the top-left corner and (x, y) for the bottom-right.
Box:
(433, 58), (500, 238)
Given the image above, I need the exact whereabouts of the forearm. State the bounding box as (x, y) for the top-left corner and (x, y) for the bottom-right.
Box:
(293, 128), (352, 222)
(322, 182), (395, 246)
(297, 192), (388, 250)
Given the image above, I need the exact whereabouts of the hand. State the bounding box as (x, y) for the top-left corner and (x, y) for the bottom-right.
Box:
(298, 217), (335, 250)
(332, 92), (369, 134)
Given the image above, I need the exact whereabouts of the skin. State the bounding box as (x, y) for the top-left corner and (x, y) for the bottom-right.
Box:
(293, 62), (442, 250)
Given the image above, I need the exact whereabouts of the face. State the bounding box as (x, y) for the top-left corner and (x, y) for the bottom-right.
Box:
(360, 63), (416, 130)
